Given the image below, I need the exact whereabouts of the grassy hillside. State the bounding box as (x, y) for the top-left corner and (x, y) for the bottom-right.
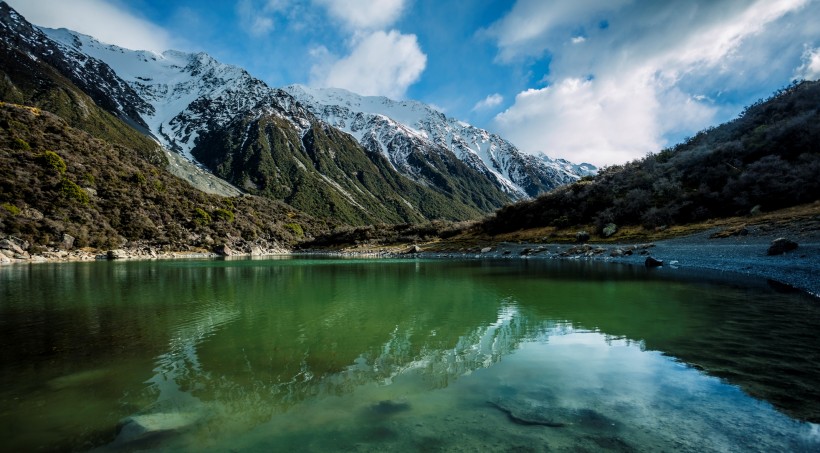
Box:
(0, 103), (321, 250)
(482, 80), (820, 237)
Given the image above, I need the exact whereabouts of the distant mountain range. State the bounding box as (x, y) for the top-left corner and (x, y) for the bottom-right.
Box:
(0, 2), (593, 226)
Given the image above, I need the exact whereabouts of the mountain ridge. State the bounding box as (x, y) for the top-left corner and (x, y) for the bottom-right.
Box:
(284, 84), (596, 198)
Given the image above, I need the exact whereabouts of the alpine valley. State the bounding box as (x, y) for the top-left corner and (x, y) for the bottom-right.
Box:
(0, 1), (594, 258)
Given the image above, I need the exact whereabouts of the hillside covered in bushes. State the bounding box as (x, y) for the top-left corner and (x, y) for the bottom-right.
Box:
(0, 103), (322, 252)
(482, 80), (820, 236)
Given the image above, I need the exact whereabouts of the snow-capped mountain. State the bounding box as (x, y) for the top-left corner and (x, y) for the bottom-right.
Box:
(284, 85), (596, 198)
(41, 28), (313, 161)
(1, 2), (592, 225)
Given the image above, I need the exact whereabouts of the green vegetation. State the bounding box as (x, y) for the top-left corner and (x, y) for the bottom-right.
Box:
(193, 208), (212, 226)
(213, 208), (234, 223)
(284, 222), (303, 237)
(193, 115), (504, 226)
(482, 80), (820, 237)
(38, 150), (66, 174)
(1, 202), (19, 216)
(12, 137), (29, 151)
(58, 177), (89, 205)
(0, 104), (323, 249)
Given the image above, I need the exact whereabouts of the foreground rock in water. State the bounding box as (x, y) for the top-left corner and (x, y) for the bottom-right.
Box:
(645, 256), (664, 267)
(767, 238), (798, 256)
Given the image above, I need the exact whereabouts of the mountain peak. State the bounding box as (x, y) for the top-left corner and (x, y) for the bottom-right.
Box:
(284, 85), (594, 198)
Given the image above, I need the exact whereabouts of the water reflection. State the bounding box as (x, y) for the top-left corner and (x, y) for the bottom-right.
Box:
(1, 258), (819, 451)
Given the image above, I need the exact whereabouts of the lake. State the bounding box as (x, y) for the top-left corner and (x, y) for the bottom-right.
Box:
(1, 257), (819, 452)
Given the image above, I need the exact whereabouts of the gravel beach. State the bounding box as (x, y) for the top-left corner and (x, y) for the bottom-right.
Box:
(420, 225), (820, 298)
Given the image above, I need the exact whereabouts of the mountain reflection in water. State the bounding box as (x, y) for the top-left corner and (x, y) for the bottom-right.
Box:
(0, 257), (818, 451)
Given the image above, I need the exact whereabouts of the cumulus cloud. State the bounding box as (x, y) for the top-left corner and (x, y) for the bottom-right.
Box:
(314, 0), (405, 30)
(472, 93), (504, 111)
(310, 30), (426, 99)
(796, 46), (820, 80)
(6, 0), (171, 52)
(488, 0), (813, 166)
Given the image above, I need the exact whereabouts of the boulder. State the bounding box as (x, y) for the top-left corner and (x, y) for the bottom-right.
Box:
(645, 256), (664, 268)
(0, 239), (24, 255)
(480, 246), (493, 253)
(213, 244), (233, 256)
(107, 249), (127, 259)
(767, 238), (798, 256)
(609, 248), (625, 257)
(60, 233), (75, 250)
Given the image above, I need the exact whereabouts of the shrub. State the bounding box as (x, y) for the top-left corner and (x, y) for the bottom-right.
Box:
(213, 208), (235, 223)
(12, 137), (30, 151)
(193, 208), (211, 226)
(59, 178), (89, 204)
(284, 222), (304, 237)
(133, 171), (146, 184)
(38, 150), (67, 174)
(602, 223), (618, 238)
(1, 202), (20, 216)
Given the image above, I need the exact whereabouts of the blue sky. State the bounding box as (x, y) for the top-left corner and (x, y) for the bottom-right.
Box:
(7, 0), (820, 166)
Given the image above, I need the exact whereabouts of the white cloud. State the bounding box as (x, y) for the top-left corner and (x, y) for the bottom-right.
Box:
(5, 0), (171, 52)
(472, 93), (504, 111)
(314, 0), (405, 30)
(236, 0), (275, 37)
(571, 36), (586, 44)
(310, 30), (426, 99)
(483, 0), (630, 63)
(487, 0), (813, 166)
(796, 46), (820, 80)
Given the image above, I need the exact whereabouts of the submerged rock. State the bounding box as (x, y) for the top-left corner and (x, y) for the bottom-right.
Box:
(363, 400), (411, 419)
(489, 397), (618, 431)
(113, 411), (202, 447)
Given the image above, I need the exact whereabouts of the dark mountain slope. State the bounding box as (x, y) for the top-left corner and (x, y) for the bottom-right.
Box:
(0, 103), (319, 251)
(483, 80), (820, 235)
(193, 110), (493, 225)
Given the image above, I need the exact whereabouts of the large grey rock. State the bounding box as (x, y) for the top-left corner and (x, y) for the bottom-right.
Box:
(480, 246), (493, 253)
(60, 233), (75, 250)
(107, 249), (127, 259)
(214, 244), (233, 256)
(0, 239), (24, 255)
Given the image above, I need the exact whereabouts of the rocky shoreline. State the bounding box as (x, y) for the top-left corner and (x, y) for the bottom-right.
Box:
(302, 224), (820, 298)
(0, 236), (291, 264)
(3, 225), (818, 298)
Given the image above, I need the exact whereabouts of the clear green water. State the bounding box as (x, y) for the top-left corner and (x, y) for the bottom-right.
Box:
(1, 257), (819, 452)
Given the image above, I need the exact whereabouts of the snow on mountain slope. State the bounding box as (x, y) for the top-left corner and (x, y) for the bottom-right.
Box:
(42, 28), (308, 161)
(284, 84), (596, 198)
(37, 23), (591, 204)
